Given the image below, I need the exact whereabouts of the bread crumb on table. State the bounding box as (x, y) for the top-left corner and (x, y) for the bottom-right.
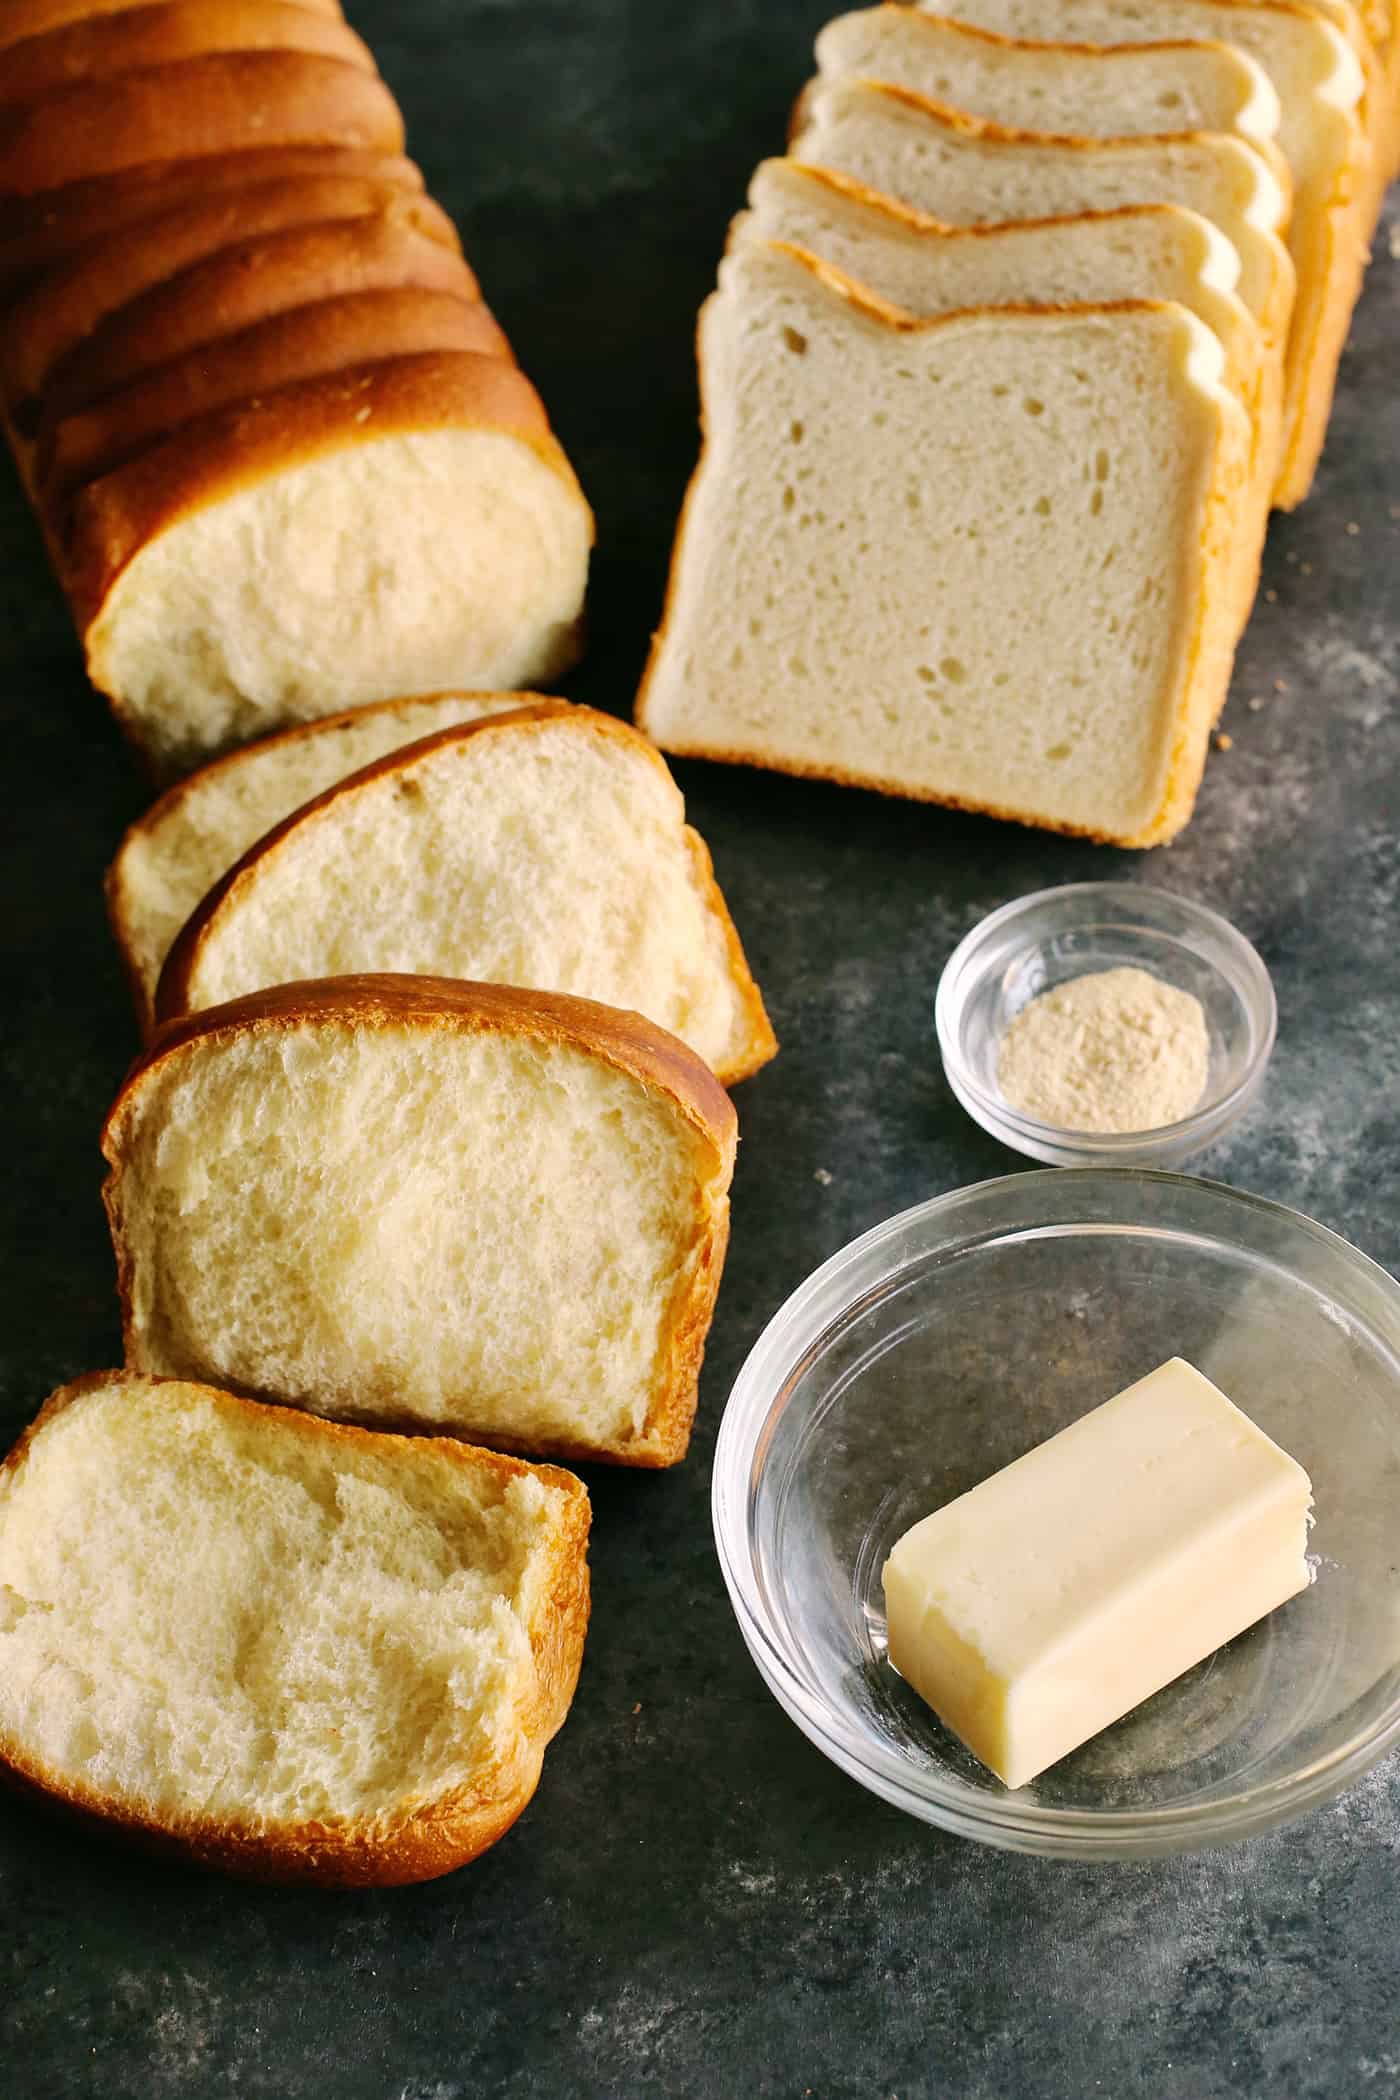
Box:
(1214, 732), (1233, 751)
(814, 1167), (833, 1186)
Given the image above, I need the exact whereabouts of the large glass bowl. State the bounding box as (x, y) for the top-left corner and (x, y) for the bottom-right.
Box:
(713, 1170), (1400, 1859)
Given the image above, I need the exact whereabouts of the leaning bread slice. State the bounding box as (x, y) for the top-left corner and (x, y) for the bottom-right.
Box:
(0, 148), (426, 307)
(38, 287), (510, 507)
(0, 0), (375, 107)
(0, 52), (401, 198)
(109, 690), (567, 1031)
(790, 81), (1295, 351)
(915, 1), (1369, 505)
(102, 977), (738, 1466)
(62, 354), (592, 773)
(0, 1372), (590, 1886)
(4, 182), (465, 431)
(813, 8), (1282, 148)
(0, 0), (341, 47)
(36, 213), (484, 431)
(738, 164), (1278, 612)
(636, 242), (1254, 848)
(154, 705), (776, 1084)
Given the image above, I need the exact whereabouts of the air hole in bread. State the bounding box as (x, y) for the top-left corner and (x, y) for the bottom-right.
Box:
(781, 326), (808, 354)
(1034, 496), (1052, 517)
(789, 420), (805, 443)
(1023, 398), (1045, 417)
(940, 657), (968, 684)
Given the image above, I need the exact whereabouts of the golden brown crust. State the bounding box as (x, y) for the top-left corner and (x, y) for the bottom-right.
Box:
(63, 351), (584, 631)
(760, 158), (1228, 243)
(5, 182), (466, 424)
(40, 288), (508, 505)
(0, 1371), (591, 1887)
(154, 703), (776, 1085)
(0, 0), (342, 46)
(0, 0), (376, 109)
(0, 148), (424, 302)
(0, 51), (404, 198)
(38, 211), (482, 432)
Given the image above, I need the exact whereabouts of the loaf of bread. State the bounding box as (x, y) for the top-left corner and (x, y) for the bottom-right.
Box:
(108, 691), (550, 1029)
(637, 240), (1254, 845)
(151, 703), (776, 1082)
(102, 976), (739, 1466)
(60, 353), (591, 773)
(914, 1), (1371, 506)
(0, 1371), (590, 1885)
(0, 0), (376, 107)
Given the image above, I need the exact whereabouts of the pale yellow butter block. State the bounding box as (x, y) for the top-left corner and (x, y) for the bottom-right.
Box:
(882, 1357), (1313, 1789)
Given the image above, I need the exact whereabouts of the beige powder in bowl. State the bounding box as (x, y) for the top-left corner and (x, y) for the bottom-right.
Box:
(996, 965), (1210, 1134)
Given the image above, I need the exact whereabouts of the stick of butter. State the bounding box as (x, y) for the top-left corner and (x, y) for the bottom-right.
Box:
(882, 1356), (1314, 1789)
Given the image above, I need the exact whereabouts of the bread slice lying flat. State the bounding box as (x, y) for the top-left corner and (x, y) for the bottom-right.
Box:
(62, 353), (592, 774)
(154, 704), (776, 1083)
(0, 1372), (590, 1886)
(791, 79), (1295, 350)
(738, 164), (1277, 623)
(0, 51), (405, 196)
(637, 241), (1253, 846)
(102, 977), (738, 1465)
(109, 691), (555, 1031)
(917, 1), (1370, 506)
(814, 8), (1282, 148)
(0, 0), (377, 107)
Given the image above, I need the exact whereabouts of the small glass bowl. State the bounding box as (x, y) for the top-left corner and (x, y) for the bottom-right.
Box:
(712, 1170), (1400, 1860)
(935, 882), (1277, 1167)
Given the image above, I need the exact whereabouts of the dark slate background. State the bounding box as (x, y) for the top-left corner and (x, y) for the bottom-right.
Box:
(2, 4), (1398, 2094)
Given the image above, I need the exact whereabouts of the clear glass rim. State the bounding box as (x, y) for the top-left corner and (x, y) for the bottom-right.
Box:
(712, 1167), (1400, 1859)
(933, 881), (1279, 1157)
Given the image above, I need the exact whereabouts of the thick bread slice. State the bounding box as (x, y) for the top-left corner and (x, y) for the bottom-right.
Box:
(0, 149), (425, 305)
(101, 977), (739, 1466)
(0, 0), (342, 45)
(917, 2), (1370, 504)
(37, 213), (484, 429)
(635, 242), (1254, 848)
(39, 288), (511, 508)
(109, 690), (569, 1032)
(0, 0), (375, 106)
(4, 183), (466, 430)
(814, 9), (1283, 147)
(154, 705), (777, 1085)
(0, 52), (404, 197)
(790, 80), (1295, 351)
(738, 163), (1277, 620)
(0, 1372), (590, 1887)
(65, 353), (593, 773)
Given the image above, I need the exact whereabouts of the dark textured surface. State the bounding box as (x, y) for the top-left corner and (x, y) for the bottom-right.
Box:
(2, 4), (1399, 2094)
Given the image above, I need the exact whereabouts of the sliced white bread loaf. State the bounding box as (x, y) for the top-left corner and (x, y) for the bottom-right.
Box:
(636, 241), (1254, 846)
(0, 1372), (590, 1886)
(738, 164), (1277, 623)
(3, 181), (467, 431)
(0, 0), (342, 44)
(61, 353), (592, 774)
(109, 691), (568, 1030)
(916, 0), (1371, 505)
(37, 286), (510, 506)
(0, 0), (375, 105)
(153, 705), (776, 1084)
(790, 80), (1296, 352)
(0, 52), (404, 196)
(813, 8), (1282, 147)
(102, 977), (739, 1466)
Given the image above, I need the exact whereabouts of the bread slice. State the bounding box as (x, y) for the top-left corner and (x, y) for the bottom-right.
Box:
(101, 976), (739, 1466)
(154, 704), (777, 1084)
(0, 148), (427, 306)
(737, 163), (1277, 620)
(636, 241), (1253, 847)
(0, 1371), (590, 1886)
(0, 0), (342, 47)
(914, 0), (1371, 506)
(0, 52), (404, 197)
(813, 8), (1283, 148)
(0, 0), (376, 107)
(38, 287), (510, 507)
(36, 212), (484, 431)
(4, 182), (466, 431)
(791, 79), (1294, 350)
(63, 354), (593, 773)
(109, 691), (567, 1031)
